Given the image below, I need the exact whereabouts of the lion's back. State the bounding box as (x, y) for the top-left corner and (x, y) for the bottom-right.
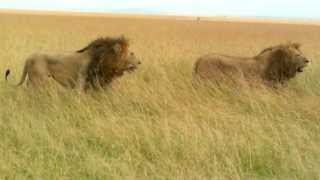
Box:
(194, 54), (242, 80)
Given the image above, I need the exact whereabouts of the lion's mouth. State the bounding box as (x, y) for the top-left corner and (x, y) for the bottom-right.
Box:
(297, 66), (305, 73)
(297, 59), (310, 73)
(126, 65), (137, 72)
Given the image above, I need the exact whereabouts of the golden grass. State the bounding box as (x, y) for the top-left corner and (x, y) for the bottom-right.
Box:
(0, 12), (320, 179)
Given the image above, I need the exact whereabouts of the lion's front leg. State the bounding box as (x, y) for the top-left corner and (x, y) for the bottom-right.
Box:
(78, 77), (88, 91)
(77, 67), (90, 91)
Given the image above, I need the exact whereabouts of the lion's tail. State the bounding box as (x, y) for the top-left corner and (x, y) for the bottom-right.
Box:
(193, 58), (201, 78)
(5, 69), (10, 81)
(5, 62), (28, 86)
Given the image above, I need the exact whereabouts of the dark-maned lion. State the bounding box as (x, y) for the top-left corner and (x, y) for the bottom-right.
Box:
(5, 36), (141, 90)
(193, 42), (309, 87)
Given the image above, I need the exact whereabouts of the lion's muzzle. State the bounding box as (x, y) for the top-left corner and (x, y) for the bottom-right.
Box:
(297, 58), (310, 73)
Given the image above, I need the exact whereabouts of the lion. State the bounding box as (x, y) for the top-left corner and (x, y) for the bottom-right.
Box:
(193, 42), (310, 87)
(5, 36), (141, 90)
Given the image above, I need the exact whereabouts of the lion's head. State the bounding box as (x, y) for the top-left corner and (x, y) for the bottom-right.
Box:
(259, 42), (310, 84)
(77, 36), (141, 88)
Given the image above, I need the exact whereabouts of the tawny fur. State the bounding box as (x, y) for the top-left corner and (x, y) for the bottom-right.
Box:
(5, 36), (141, 90)
(194, 42), (309, 87)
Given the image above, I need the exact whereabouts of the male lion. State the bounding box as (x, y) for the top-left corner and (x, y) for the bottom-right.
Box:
(193, 42), (309, 87)
(5, 36), (141, 90)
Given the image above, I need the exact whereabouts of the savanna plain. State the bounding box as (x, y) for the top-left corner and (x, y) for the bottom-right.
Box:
(0, 11), (320, 179)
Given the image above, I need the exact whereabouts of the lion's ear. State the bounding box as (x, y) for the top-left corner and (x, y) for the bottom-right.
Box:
(291, 42), (301, 50)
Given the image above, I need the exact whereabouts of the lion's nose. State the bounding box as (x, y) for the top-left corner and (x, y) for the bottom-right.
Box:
(138, 61), (141, 65)
(305, 59), (310, 63)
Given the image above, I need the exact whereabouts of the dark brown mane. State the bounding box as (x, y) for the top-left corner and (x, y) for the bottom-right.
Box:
(77, 36), (129, 89)
(262, 42), (305, 84)
(257, 44), (282, 56)
(77, 36), (128, 53)
(257, 46), (274, 56)
(257, 42), (301, 57)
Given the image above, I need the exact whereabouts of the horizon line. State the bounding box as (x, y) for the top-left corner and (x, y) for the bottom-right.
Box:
(1, 8), (320, 26)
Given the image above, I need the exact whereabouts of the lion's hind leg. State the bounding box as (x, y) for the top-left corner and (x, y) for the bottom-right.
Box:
(26, 58), (51, 87)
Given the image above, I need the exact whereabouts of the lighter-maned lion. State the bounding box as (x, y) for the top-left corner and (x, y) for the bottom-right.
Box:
(193, 42), (310, 87)
(5, 36), (141, 90)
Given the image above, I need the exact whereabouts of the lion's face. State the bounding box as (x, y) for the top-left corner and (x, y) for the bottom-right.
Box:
(262, 42), (310, 84)
(93, 41), (141, 81)
(77, 36), (142, 88)
(119, 52), (141, 72)
(287, 45), (309, 73)
(112, 44), (141, 76)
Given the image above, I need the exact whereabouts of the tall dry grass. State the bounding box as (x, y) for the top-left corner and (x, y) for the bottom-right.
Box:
(0, 13), (320, 179)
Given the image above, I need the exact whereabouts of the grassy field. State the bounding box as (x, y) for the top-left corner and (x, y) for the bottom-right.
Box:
(0, 12), (320, 179)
